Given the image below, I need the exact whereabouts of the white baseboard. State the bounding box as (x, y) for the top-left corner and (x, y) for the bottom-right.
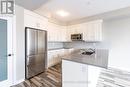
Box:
(13, 79), (25, 86)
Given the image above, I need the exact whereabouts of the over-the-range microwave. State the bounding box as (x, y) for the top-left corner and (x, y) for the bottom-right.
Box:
(71, 34), (83, 41)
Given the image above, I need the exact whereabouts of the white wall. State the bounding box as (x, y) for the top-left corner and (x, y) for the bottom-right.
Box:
(103, 18), (130, 71)
(15, 5), (25, 82)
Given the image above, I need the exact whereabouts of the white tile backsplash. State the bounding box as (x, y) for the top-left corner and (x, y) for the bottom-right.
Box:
(48, 42), (64, 49)
(63, 42), (107, 49)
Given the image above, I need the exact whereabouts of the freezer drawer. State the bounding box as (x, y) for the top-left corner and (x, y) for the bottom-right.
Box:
(26, 54), (46, 79)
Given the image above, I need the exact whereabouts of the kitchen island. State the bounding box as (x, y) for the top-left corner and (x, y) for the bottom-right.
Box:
(62, 49), (109, 87)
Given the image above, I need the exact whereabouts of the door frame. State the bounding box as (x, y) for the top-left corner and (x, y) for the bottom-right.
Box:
(0, 16), (14, 87)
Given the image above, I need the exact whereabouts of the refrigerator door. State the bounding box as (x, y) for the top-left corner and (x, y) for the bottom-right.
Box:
(25, 28), (47, 79)
(26, 54), (46, 79)
(38, 30), (47, 54)
(26, 29), (38, 56)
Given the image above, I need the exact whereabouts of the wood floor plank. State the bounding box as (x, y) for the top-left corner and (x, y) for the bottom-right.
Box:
(11, 63), (61, 87)
(24, 80), (31, 87)
(30, 78), (43, 87)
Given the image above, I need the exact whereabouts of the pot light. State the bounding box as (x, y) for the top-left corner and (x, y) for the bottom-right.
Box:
(56, 10), (69, 17)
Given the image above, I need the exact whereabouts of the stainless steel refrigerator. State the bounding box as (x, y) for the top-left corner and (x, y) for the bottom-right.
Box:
(25, 27), (47, 79)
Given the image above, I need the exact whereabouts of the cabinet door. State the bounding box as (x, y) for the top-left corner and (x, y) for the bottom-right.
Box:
(48, 51), (57, 67)
(75, 24), (83, 34)
(62, 60), (88, 87)
(56, 28), (61, 42)
(47, 23), (56, 41)
(24, 14), (47, 31)
(86, 22), (95, 41)
(80, 20), (102, 42)
(24, 9), (48, 30)
(47, 52), (54, 67)
(47, 22), (67, 42)
(47, 28), (53, 42)
(36, 17), (47, 30)
(24, 14), (37, 28)
(66, 28), (72, 42)
(60, 28), (67, 42)
(48, 50), (63, 68)
(68, 25), (78, 35)
(92, 21), (102, 41)
(88, 65), (101, 87)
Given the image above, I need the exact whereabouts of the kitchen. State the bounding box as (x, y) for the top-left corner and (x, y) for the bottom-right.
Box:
(0, 0), (130, 87)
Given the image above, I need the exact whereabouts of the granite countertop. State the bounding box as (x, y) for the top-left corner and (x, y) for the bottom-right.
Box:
(62, 49), (109, 68)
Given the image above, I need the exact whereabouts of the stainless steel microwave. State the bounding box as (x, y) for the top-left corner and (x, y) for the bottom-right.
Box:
(71, 34), (83, 41)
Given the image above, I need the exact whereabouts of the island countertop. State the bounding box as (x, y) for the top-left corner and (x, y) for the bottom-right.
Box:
(62, 49), (109, 68)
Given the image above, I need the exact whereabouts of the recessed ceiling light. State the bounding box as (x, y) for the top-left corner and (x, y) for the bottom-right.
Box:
(56, 10), (69, 17)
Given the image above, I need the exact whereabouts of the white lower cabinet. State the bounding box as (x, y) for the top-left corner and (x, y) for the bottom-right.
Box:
(62, 60), (88, 87)
(47, 49), (74, 68)
(48, 50), (61, 68)
(88, 65), (101, 87)
(62, 60), (102, 87)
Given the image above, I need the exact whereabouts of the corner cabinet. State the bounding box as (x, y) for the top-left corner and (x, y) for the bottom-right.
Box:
(67, 20), (103, 42)
(24, 9), (48, 30)
(62, 60), (102, 87)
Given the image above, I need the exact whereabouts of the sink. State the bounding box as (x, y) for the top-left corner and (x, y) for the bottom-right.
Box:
(81, 48), (95, 55)
(81, 51), (95, 55)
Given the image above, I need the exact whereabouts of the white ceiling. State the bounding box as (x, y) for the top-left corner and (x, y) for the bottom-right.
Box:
(15, 0), (48, 10)
(16, 0), (130, 23)
(34, 0), (130, 22)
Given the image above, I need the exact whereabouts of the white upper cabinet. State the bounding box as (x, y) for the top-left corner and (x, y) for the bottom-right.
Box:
(84, 20), (103, 42)
(24, 9), (48, 30)
(24, 9), (102, 42)
(47, 22), (67, 42)
(67, 20), (103, 42)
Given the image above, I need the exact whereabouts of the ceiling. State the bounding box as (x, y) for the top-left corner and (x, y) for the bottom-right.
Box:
(16, 0), (130, 23)
(15, 0), (48, 10)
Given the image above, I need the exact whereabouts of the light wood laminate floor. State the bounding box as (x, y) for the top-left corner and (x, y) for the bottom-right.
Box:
(11, 63), (61, 87)
(11, 63), (130, 87)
